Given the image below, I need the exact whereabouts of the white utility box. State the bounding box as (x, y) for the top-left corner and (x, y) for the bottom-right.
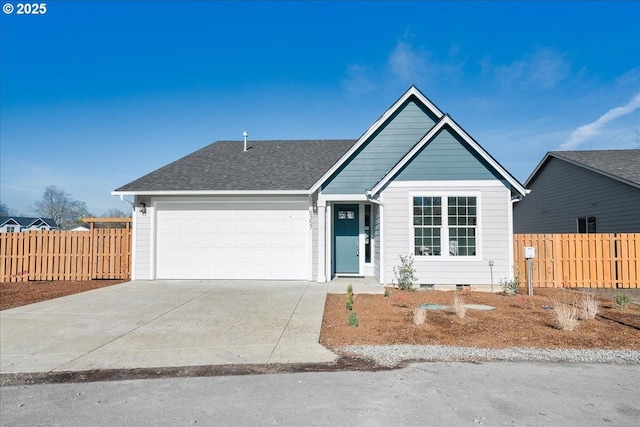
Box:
(524, 246), (535, 259)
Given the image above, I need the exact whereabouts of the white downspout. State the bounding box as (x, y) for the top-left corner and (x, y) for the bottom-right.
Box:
(119, 194), (135, 208)
(366, 192), (384, 284)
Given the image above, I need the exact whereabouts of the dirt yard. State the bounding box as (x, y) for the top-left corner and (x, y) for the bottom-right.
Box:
(0, 280), (128, 310)
(2, 280), (639, 351)
(320, 287), (640, 351)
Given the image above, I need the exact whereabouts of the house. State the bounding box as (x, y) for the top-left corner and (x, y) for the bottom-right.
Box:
(0, 216), (58, 233)
(514, 150), (640, 234)
(113, 86), (527, 288)
(67, 224), (90, 232)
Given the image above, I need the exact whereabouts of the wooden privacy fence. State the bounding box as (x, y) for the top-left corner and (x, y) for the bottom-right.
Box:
(0, 218), (131, 282)
(514, 234), (639, 289)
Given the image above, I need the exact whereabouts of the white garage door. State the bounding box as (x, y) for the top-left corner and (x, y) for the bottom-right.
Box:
(156, 202), (309, 280)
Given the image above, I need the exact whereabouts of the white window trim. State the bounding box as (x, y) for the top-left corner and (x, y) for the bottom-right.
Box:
(409, 192), (482, 261)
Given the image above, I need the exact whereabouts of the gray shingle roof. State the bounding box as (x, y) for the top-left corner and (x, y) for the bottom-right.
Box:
(116, 140), (357, 192)
(0, 216), (58, 228)
(549, 149), (640, 188)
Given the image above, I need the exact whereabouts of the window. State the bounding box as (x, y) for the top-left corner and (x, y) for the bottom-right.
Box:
(413, 197), (442, 256)
(447, 197), (477, 256)
(413, 196), (477, 257)
(364, 204), (371, 263)
(337, 210), (355, 220)
(577, 216), (596, 233)
(6, 226), (15, 233)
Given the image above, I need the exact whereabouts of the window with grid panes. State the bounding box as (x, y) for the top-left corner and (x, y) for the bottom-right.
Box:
(412, 197), (442, 256)
(447, 196), (477, 256)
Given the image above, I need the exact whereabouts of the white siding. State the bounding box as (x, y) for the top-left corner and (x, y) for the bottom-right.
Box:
(373, 204), (381, 281)
(311, 210), (318, 280)
(132, 198), (152, 280)
(381, 181), (512, 286)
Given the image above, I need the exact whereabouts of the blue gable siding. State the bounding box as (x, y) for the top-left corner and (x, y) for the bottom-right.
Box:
(394, 127), (502, 181)
(322, 98), (438, 194)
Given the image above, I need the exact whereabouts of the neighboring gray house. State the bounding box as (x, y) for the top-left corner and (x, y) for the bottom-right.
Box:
(514, 149), (640, 234)
(113, 86), (527, 287)
(0, 216), (58, 233)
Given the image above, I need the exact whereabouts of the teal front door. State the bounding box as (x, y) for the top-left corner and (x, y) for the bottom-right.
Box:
(334, 204), (359, 274)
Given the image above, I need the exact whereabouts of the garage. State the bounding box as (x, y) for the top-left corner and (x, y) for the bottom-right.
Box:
(155, 201), (310, 280)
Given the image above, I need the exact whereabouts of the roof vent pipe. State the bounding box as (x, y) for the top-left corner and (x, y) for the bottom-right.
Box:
(243, 131), (248, 151)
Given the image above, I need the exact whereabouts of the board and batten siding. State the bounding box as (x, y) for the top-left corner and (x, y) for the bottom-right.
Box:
(381, 182), (513, 286)
(322, 99), (438, 194)
(514, 157), (640, 233)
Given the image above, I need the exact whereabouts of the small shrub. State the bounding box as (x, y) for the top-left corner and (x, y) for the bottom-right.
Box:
(345, 284), (354, 310)
(551, 295), (579, 331)
(453, 291), (467, 319)
(348, 311), (359, 327)
(412, 306), (427, 325)
(580, 291), (599, 320)
(614, 292), (631, 310)
(393, 254), (417, 291)
(346, 283), (353, 296)
(384, 288), (391, 298)
(500, 267), (521, 295)
(345, 298), (353, 311)
(390, 293), (410, 308)
(514, 295), (534, 310)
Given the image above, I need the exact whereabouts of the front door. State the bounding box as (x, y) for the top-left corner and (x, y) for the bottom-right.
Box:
(334, 204), (359, 274)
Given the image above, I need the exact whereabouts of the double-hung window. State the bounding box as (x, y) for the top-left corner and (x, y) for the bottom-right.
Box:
(413, 197), (442, 256)
(413, 196), (478, 257)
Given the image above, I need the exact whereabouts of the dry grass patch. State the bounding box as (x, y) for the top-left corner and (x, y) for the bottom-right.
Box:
(453, 291), (467, 318)
(551, 294), (579, 331)
(412, 306), (427, 325)
(580, 291), (599, 320)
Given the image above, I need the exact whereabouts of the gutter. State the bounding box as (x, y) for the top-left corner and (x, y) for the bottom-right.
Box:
(119, 194), (135, 207)
(111, 190), (310, 196)
(365, 191), (384, 206)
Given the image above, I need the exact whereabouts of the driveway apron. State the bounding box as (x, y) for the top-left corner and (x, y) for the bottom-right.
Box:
(0, 280), (336, 374)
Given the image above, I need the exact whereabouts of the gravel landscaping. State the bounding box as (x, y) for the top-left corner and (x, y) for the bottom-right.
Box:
(341, 345), (640, 367)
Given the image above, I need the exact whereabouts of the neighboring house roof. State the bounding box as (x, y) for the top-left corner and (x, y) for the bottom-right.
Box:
(114, 139), (356, 194)
(67, 225), (90, 231)
(0, 216), (58, 228)
(526, 149), (640, 189)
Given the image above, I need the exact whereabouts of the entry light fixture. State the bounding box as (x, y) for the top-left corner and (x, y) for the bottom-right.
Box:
(139, 202), (147, 215)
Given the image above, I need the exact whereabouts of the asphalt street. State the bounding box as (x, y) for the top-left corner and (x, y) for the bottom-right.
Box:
(1, 361), (638, 426)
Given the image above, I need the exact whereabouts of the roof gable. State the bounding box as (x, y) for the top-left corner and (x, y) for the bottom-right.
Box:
(0, 216), (58, 228)
(526, 149), (640, 189)
(0, 217), (20, 227)
(320, 96), (439, 194)
(369, 114), (527, 196)
(394, 127), (503, 181)
(310, 86), (444, 193)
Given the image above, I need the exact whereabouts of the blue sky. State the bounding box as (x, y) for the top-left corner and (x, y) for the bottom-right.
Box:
(1, 1), (639, 216)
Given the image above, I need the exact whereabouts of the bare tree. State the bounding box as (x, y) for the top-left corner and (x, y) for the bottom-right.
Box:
(32, 186), (90, 229)
(101, 208), (131, 218)
(97, 207), (132, 228)
(0, 201), (16, 217)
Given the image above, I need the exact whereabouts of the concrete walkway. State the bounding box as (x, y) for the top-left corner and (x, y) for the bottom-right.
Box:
(0, 280), (337, 374)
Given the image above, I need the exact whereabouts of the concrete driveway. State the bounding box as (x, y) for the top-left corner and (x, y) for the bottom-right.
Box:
(0, 280), (337, 374)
